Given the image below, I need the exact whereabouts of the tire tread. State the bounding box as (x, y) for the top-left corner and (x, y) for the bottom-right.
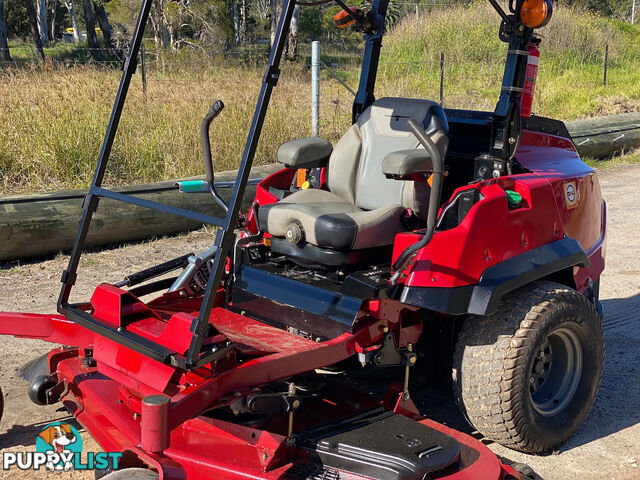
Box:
(452, 281), (604, 453)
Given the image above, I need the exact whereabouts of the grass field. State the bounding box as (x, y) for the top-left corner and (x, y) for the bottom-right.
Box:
(1, 4), (639, 194)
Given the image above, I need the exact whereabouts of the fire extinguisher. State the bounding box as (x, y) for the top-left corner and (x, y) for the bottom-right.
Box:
(520, 39), (541, 119)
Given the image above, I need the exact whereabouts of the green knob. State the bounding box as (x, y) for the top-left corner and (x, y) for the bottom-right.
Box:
(506, 189), (522, 208)
(176, 180), (209, 193)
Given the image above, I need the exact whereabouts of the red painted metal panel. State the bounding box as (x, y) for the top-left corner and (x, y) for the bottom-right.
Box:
(0, 311), (94, 347)
(208, 307), (316, 353)
(54, 352), (517, 480)
(398, 174), (565, 288)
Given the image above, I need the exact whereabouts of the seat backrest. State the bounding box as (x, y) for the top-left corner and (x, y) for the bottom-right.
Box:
(327, 97), (448, 219)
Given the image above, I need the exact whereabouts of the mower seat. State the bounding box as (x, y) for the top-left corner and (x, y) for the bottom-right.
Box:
(259, 97), (448, 263)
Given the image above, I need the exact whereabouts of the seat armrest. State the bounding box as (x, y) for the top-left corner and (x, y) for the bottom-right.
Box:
(277, 137), (333, 169)
(382, 149), (433, 178)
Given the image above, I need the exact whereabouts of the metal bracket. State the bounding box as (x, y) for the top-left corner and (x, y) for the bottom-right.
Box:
(230, 391), (302, 415)
(372, 333), (418, 368)
(263, 65), (281, 86)
(60, 270), (77, 286)
(170, 341), (235, 370)
(46, 379), (69, 405)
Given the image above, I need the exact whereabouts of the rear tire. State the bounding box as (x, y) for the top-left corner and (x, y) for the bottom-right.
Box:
(452, 280), (604, 453)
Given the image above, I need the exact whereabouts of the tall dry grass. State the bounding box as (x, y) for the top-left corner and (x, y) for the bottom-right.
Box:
(0, 62), (353, 194)
(1, 3), (639, 194)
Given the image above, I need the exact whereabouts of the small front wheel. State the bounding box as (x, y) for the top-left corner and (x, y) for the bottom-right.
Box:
(452, 280), (604, 453)
(28, 375), (57, 406)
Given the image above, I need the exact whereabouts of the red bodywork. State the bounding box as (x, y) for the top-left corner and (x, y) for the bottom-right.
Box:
(0, 129), (602, 480)
(0, 298), (525, 479)
(249, 129), (606, 294)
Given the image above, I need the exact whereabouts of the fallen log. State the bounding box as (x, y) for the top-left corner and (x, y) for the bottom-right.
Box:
(566, 112), (640, 158)
(2, 113), (638, 262)
(0, 164), (280, 262)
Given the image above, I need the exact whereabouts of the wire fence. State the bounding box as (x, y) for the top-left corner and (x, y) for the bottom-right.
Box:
(4, 40), (640, 84)
(2, 39), (640, 138)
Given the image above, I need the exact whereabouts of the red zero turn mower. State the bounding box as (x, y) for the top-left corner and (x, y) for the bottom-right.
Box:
(0, 0), (606, 478)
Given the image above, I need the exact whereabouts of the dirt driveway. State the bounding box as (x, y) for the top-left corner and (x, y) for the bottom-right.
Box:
(0, 165), (638, 480)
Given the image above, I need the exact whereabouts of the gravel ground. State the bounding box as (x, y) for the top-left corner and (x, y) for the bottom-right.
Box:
(0, 166), (638, 480)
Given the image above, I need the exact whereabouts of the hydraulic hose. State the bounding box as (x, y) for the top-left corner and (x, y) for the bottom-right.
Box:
(391, 118), (444, 284)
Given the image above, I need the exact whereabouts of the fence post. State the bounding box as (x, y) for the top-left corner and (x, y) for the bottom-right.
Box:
(603, 43), (608, 86)
(141, 45), (147, 95)
(632, 0), (636, 25)
(439, 52), (445, 106)
(311, 40), (320, 137)
(416, 5), (419, 20)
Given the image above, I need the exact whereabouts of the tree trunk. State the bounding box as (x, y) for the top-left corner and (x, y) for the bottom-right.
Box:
(239, 0), (247, 44)
(270, 0), (282, 47)
(150, 0), (169, 49)
(36, 0), (49, 46)
(231, 0), (239, 44)
(287, 4), (299, 59)
(93, 1), (114, 51)
(0, 0), (10, 61)
(50, 0), (57, 44)
(64, 0), (80, 43)
(25, 0), (45, 61)
(162, 12), (169, 49)
(149, 13), (160, 46)
(81, 0), (100, 58)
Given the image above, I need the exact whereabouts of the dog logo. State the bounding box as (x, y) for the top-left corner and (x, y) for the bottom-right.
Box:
(35, 422), (83, 471)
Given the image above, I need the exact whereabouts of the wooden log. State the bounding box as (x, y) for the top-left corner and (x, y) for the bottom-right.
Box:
(566, 113), (640, 158)
(3, 113), (637, 262)
(0, 164), (280, 262)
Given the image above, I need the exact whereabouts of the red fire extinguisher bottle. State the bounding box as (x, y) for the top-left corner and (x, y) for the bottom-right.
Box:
(520, 40), (540, 118)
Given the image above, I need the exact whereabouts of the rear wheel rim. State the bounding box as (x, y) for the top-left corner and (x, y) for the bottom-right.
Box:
(529, 327), (583, 416)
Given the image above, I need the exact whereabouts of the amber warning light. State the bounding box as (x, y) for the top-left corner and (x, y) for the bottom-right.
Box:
(520, 0), (553, 28)
(334, 7), (358, 28)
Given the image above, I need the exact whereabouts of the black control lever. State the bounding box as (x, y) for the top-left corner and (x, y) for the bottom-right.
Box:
(391, 118), (444, 284)
(201, 100), (229, 213)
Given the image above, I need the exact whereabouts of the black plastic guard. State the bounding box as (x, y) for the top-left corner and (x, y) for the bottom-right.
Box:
(400, 237), (589, 316)
(297, 410), (460, 480)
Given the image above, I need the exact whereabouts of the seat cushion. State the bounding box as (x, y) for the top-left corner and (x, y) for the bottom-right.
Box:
(259, 189), (405, 251)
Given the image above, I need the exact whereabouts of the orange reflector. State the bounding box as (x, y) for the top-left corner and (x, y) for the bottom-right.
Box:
(520, 0), (552, 28)
(296, 169), (307, 187)
(334, 7), (357, 28)
(264, 237), (271, 247)
(427, 174), (433, 187)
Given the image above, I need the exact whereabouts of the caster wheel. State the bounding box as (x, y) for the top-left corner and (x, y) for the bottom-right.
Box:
(28, 375), (57, 406)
